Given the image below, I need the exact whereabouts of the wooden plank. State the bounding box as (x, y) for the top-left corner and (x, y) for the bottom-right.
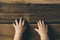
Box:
(0, 0), (60, 4)
(0, 4), (60, 24)
(0, 3), (60, 40)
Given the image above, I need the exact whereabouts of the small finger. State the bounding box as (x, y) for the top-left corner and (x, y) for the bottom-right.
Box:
(39, 20), (42, 27)
(22, 20), (25, 26)
(13, 23), (16, 28)
(37, 21), (40, 28)
(15, 19), (18, 25)
(42, 20), (45, 27)
(19, 18), (22, 25)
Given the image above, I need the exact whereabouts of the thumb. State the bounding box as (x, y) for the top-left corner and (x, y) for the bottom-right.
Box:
(34, 29), (39, 32)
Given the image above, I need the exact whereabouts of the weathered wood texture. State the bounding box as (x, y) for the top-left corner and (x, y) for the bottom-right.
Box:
(0, 24), (60, 40)
(0, 4), (60, 24)
(0, 4), (60, 40)
(0, 0), (60, 4)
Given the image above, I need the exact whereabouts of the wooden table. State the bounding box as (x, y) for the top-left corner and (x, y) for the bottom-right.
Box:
(0, 3), (60, 40)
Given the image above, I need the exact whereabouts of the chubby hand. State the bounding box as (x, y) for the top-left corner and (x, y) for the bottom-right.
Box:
(35, 20), (48, 36)
(13, 18), (26, 34)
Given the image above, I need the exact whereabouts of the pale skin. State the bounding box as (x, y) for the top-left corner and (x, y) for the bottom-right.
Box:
(13, 18), (49, 40)
(13, 18), (26, 40)
(35, 20), (49, 40)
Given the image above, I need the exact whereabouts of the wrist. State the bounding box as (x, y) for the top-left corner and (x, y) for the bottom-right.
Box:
(40, 34), (49, 40)
(40, 34), (48, 37)
(14, 31), (23, 40)
(40, 33), (48, 37)
(15, 31), (23, 35)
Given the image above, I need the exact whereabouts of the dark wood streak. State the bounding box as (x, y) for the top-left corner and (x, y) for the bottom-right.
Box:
(0, 3), (60, 40)
(0, 3), (60, 24)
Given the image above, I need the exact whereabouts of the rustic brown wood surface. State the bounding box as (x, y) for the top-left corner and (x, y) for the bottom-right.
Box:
(0, 4), (60, 40)
(0, 0), (60, 4)
(0, 24), (60, 40)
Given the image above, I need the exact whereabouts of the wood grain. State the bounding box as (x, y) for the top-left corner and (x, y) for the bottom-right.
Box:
(0, 4), (60, 24)
(0, 4), (60, 40)
(0, 24), (60, 40)
(0, 0), (60, 4)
